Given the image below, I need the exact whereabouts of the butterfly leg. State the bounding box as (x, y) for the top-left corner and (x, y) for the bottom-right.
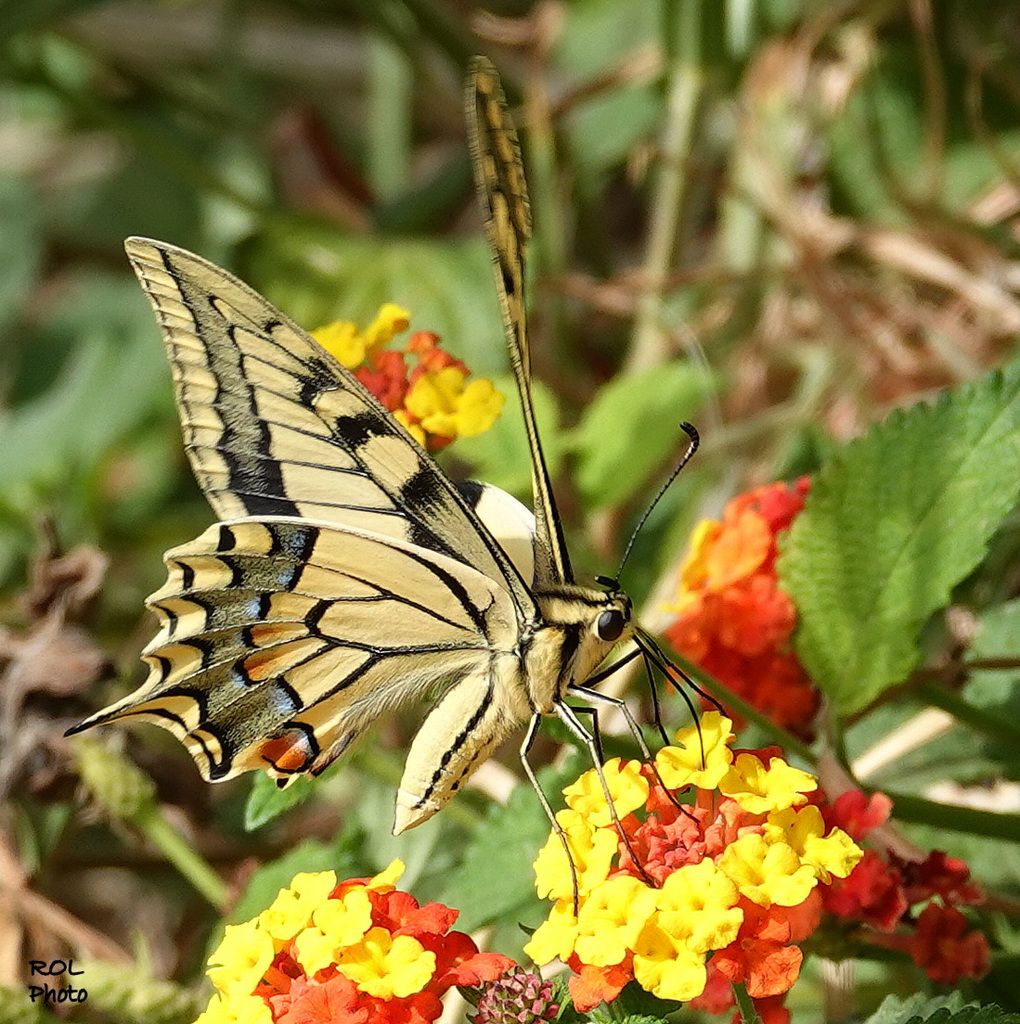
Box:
(552, 700), (656, 888)
(518, 711), (581, 913)
(569, 681), (692, 820)
(566, 682), (654, 760)
(567, 704), (605, 763)
(579, 645), (671, 746)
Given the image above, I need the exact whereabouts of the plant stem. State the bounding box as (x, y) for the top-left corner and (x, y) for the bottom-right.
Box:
(138, 810), (230, 909)
(916, 679), (1020, 747)
(881, 790), (1020, 843)
(367, 34), (412, 203)
(733, 982), (762, 1024)
(626, 0), (706, 373)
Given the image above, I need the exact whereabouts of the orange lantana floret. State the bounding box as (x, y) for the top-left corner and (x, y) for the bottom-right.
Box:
(665, 478), (816, 733)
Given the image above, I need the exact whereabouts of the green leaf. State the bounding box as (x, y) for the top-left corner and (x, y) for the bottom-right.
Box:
(564, 86), (660, 180)
(243, 772), (317, 830)
(569, 362), (712, 510)
(438, 778), (552, 935)
(0, 275), (169, 506)
(965, 598), (1020, 782)
(247, 230), (507, 375)
(865, 994), (1020, 1024)
(0, 175), (41, 333)
(780, 358), (1020, 714)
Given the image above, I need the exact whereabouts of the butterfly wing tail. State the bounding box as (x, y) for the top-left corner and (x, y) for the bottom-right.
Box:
(467, 58), (572, 586)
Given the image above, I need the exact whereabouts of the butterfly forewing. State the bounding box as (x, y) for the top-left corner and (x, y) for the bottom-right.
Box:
(68, 62), (646, 839)
(125, 238), (532, 611)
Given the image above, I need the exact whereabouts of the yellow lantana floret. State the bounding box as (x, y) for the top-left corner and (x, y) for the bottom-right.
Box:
(655, 711), (735, 790)
(573, 876), (658, 967)
(337, 926), (435, 998)
(194, 993), (273, 1024)
(718, 833), (817, 908)
(654, 859), (743, 954)
(765, 806), (862, 883)
(404, 367), (504, 440)
(632, 923), (708, 1002)
(533, 815), (617, 902)
(258, 870), (337, 942)
(205, 921), (275, 998)
(563, 759), (649, 827)
(362, 303), (411, 354)
(312, 304), (410, 369)
(367, 858), (405, 893)
(523, 898), (580, 965)
(293, 888), (374, 976)
(718, 752), (817, 814)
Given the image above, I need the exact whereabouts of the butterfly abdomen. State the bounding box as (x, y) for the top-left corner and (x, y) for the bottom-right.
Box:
(393, 652), (530, 834)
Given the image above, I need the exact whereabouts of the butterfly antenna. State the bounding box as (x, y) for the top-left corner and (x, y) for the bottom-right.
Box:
(611, 422), (699, 586)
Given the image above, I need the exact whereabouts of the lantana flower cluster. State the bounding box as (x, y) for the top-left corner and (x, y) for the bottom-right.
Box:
(814, 789), (990, 985)
(525, 712), (862, 1019)
(665, 478), (818, 733)
(312, 304), (504, 451)
(194, 860), (512, 1024)
(664, 478), (991, 997)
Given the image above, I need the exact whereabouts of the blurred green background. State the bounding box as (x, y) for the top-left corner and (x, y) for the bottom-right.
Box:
(3, 1), (1020, 1020)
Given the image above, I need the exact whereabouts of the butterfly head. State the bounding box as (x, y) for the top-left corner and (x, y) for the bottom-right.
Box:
(592, 576), (631, 643)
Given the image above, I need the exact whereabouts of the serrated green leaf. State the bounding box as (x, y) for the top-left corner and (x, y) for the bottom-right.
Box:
(865, 994), (1020, 1024)
(570, 362), (712, 510)
(780, 359), (1020, 714)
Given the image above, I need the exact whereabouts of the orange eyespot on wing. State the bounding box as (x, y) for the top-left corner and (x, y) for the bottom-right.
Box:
(259, 727), (317, 776)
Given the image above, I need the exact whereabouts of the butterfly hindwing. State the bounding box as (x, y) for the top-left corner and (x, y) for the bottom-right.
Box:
(74, 517), (523, 785)
(124, 237), (532, 611)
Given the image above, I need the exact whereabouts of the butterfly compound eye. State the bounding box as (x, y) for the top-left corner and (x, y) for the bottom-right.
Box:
(597, 608), (626, 642)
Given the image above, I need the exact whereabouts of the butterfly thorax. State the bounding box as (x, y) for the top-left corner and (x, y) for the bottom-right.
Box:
(523, 586), (634, 714)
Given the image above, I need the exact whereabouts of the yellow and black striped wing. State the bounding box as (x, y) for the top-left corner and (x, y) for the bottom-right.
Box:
(467, 57), (573, 587)
(70, 518), (522, 784)
(124, 237), (532, 611)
